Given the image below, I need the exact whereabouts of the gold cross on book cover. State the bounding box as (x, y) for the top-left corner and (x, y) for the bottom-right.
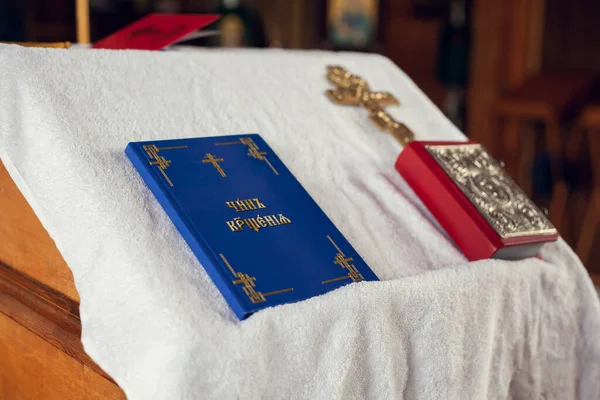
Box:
(325, 65), (558, 261)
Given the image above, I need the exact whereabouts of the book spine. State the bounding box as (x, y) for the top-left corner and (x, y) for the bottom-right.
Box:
(125, 143), (249, 319)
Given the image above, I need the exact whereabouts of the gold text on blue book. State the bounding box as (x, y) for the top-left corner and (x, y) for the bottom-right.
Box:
(226, 198), (267, 212)
(227, 214), (292, 232)
(224, 199), (291, 232)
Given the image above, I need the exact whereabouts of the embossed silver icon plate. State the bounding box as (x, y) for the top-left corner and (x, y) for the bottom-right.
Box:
(425, 143), (557, 239)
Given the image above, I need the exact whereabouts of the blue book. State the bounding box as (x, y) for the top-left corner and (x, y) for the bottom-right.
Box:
(125, 134), (378, 319)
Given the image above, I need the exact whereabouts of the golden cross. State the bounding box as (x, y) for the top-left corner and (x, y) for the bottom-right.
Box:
(334, 253), (354, 267)
(233, 273), (266, 304)
(241, 138), (267, 160)
(239, 137), (279, 175)
(149, 155), (171, 170)
(333, 253), (364, 282)
(325, 65), (415, 145)
(202, 153), (226, 177)
(144, 144), (188, 187)
(233, 272), (256, 287)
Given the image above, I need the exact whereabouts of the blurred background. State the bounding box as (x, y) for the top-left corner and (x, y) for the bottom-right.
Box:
(1, 0), (600, 283)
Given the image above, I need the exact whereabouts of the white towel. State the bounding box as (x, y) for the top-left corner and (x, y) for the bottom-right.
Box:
(1, 45), (599, 399)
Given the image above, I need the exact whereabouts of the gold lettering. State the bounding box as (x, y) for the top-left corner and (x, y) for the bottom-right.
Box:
(264, 215), (278, 227)
(278, 214), (292, 224)
(254, 198), (267, 209)
(236, 198), (248, 211)
(228, 210), (290, 232)
(256, 215), (267, 228)
(243, 199), (257, 210)
(244, 218), (260, 232)
(234, 217), (245, 231)
(226, 220), (239, 232)
(226, 201), (239, 212)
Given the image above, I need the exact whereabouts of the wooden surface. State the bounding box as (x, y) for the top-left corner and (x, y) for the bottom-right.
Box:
(0, 42), (71, 48)
(579, 101), (600, 127)
(0, 161), (124, 398)
(467, 0), (547, 152)
(467, 0), (505, 151)
(0, 161), (79, 301)
(503, 0), (546, 88)
(0, 261), (110, 381)
(383, 13), (446, 107)
(575, 100), (600, 267)
(495, 72), (597, 121)
(543, 0), (600, 72)
(468, 0), (597, 150)
(0, 314), (125, 400)
(256, 0), (319, 49)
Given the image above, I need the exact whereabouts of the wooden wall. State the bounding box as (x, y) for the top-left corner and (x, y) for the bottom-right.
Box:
(254, 0), (320, 48)
(543, 0), (600, 72)
(251, 0), (447, 106)
(381, 0), (447, 106)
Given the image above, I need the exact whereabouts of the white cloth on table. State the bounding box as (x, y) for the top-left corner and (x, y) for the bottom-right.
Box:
(1, 45), (599, 400)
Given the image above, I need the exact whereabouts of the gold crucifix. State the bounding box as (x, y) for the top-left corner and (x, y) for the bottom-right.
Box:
(143, 144), (188, 187)
(202, 153), (226, 177)
(325, 65), (415, 145)
(322, 235), (364, 284)
(233, 272), (265, 304)
(219, 253), (293, 305)
(241, 137), (267, 160)
(334, 253), (364, 282)
(334, 253), (354, 268)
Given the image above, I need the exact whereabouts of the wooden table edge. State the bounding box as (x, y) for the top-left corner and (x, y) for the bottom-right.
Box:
(0, 261), (117, 384)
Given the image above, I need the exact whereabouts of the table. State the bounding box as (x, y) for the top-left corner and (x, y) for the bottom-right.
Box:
(0, 161), (125, 399)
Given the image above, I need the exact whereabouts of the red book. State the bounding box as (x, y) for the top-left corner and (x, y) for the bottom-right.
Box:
(92, 14), (220, 50)
(395, 141), (558, 261)
(324, 65), (558, 261)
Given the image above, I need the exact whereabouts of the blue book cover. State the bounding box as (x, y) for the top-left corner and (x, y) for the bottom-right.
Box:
(125, 134), (378, 319)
